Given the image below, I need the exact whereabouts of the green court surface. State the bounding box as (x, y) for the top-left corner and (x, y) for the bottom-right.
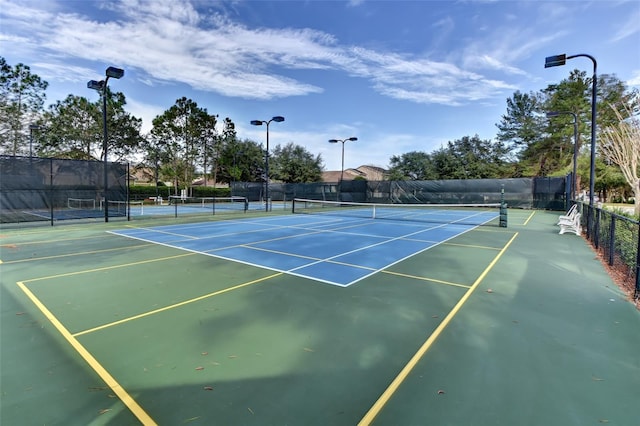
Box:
(1, 210), (639, 425)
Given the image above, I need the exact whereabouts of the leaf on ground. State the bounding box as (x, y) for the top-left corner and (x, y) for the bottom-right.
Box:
(203, 386), (213, 391)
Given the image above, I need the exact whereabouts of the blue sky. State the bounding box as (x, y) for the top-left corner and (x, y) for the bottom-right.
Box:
(1, 0), (639, 171)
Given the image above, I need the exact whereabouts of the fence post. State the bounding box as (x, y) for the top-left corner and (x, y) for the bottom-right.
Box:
(608, 215), (615, 266)
(593, 207), (601, 248)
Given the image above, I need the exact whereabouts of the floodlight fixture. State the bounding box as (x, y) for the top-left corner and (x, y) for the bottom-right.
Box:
(87, 80), (105, 91)
(544, 54), (567, 68)
(106, 66), (124, 79)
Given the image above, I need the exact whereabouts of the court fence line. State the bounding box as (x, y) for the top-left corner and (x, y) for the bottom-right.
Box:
(577, 201), (640, 300)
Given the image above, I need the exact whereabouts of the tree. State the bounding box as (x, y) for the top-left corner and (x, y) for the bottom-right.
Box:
(38, 95), (100, 159)
(599, 99), (640, 216)
(0, 57), (48, 155)
(495, 90), (544, 160)
(270, 142), (323, 183)
(433, 135), (511, 179)
(38, 90), (142, 161)
(387, 151), (436, 180)
(208, 117), (238, 185)
(217, 138), (263, 184)
(150, 97), (212, 194)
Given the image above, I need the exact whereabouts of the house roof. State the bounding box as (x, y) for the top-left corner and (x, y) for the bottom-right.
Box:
(321, 165), (388, 182)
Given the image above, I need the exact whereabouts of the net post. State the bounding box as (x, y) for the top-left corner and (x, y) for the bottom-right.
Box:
(499, 185), (508, 228)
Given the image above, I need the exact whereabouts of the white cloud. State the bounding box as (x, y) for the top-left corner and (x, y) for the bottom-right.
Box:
(0, 0), (520, 106)
(627, 70), (640, 88)
(611, 7), (640, 42)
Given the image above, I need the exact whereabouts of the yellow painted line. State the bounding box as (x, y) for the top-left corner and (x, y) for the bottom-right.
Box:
(22, 253), (195, 283)
(442, 241), (503, 251)
(0, 243), (154, 264)
(358, 232), (519, 426)
(523, 210), (536, 226)
(0, 235), (100, 246)
(381, 270), (471, 289)
(73, 273), (283, 337)
(16, 281), (157, 425)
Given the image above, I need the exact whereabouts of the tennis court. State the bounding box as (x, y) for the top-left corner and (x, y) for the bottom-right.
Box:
(1, 205), (639, 425)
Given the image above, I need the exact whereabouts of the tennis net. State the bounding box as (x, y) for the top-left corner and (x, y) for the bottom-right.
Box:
(67, 197), (96, 210)
(168, 196), (249, 213)
(100, 200), (144, 216)
(292, 198), (507, 227)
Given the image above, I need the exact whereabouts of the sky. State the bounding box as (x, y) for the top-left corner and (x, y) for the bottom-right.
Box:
(1, 0), (639, 171)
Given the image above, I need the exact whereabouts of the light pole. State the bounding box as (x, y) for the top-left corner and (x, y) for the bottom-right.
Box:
(545, 53), (597, 208)
(29, 124), (41, 159)
(250, 116), (284, 211)
(546, 111), (578, 201)
(328, 137), (357, 201)
(88, 66), (124, 222)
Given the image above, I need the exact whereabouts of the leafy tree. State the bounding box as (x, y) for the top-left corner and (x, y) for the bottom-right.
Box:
(387, 151), (435, 180)
(270, 142), (323, 183)
(208, 117), (238, 185)
(217, 138), (264, 184)
(495, 90), (544, 160)
(150, 97), (212, 194)
(599, 98), (640, 216)
(0, 57), (48, 155)
(434, 135), (511, 179)
(496, 71), (632, 188)
(387, 137), (509, 181)
(38, 95), (99, 159)
(38, 90), (142, 161)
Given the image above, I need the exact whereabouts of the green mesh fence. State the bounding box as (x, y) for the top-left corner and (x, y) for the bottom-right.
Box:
(1, 155), (128, 225)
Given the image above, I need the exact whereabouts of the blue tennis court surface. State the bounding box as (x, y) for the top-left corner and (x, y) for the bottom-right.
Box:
(110, 213), (492, 286)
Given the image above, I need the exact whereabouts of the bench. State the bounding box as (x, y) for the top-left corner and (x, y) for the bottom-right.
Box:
(149, 196), (167, 205)
(559, 212), (581, 235)
(557, 204), (578, 224)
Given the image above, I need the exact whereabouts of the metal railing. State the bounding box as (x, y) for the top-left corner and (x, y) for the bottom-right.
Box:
(579, 202), (639, 300)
